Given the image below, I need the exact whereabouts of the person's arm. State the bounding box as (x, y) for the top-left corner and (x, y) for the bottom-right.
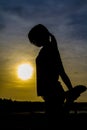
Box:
(58, 54), (73, 90)
(60, 69), (73, 90)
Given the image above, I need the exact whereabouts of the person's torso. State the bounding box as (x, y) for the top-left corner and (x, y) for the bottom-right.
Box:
(36, 43), (61, 96)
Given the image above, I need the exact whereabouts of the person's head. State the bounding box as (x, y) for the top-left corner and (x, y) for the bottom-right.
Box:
(28, 24), (50, 47)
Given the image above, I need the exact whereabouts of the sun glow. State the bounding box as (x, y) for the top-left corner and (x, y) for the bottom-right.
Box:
(17, 63), (33, 80)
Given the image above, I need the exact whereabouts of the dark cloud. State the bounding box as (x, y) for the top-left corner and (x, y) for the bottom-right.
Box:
(0, 23), (5, 31)
(0, 0), (46, 18)
(0, 0), (87, 40)
(61, 0), (87, 40)
(0, 13), (6, 31)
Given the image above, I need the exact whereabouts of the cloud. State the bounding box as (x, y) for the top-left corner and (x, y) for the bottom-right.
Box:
(0, 11), (6, 31)
(0, 0), (87, 41)
(0, 23), (5, 31)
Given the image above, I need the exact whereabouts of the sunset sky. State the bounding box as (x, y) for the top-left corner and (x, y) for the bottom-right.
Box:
(0, 0), (87, 102)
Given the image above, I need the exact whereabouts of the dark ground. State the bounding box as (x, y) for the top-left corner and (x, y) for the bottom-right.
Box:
(0, 111), (87, 130)
(0, 109), (87, 130)
(0, 99), (87, 129)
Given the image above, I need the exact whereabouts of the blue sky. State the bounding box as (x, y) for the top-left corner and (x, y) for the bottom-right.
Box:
(0, 0), (87, 101)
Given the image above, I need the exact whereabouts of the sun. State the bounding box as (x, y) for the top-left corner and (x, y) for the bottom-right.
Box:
(17, 63), (33, 80)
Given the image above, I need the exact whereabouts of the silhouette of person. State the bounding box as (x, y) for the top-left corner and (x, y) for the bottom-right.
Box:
(28, 24), (73, 127)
